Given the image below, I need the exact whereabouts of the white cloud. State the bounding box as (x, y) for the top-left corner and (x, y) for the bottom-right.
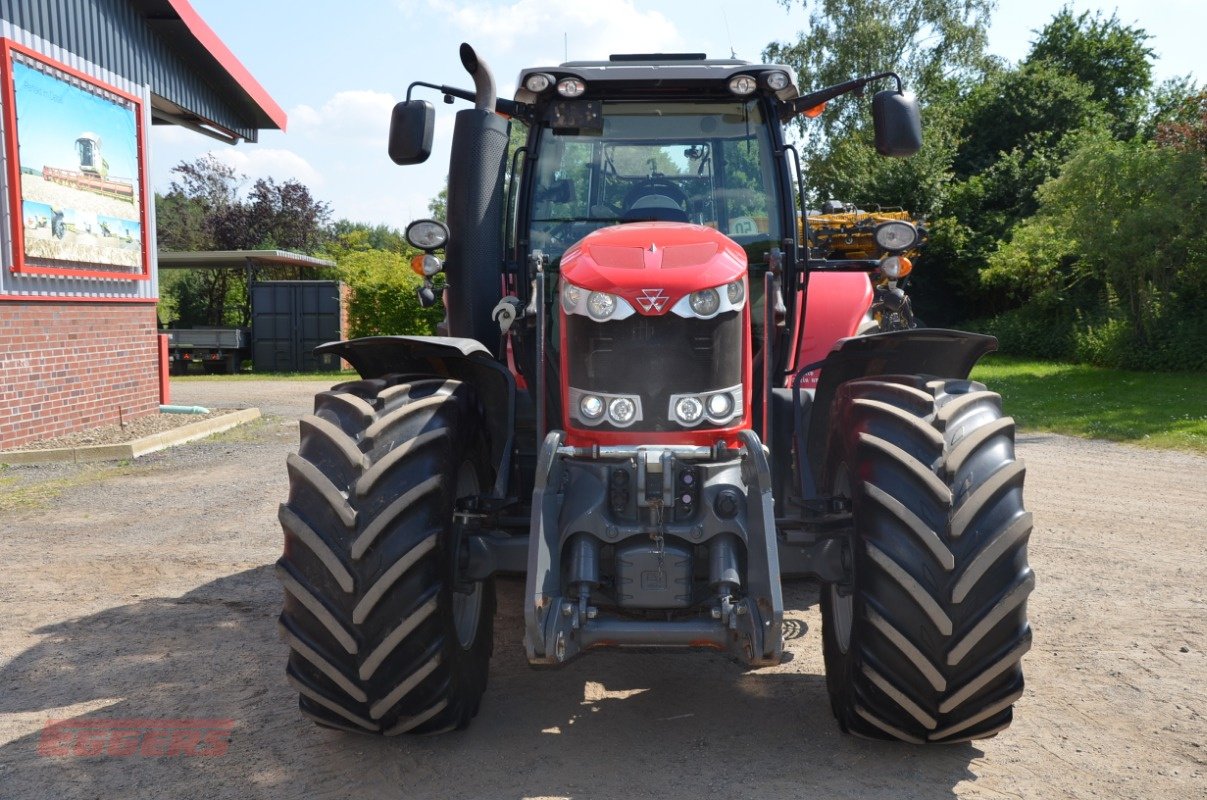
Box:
(425, 0), (684, 60)
(205, 147), (325, 188)
(289, 90), (398, 146)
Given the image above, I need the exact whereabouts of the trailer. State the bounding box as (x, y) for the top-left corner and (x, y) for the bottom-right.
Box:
(165, 327), (248, 374)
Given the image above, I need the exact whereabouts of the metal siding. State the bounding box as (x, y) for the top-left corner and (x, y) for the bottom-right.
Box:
(1, 0), (257, 140)
(0, 18), (157, 300)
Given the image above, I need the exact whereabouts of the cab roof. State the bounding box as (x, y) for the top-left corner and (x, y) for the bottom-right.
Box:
(514, 53), (800, 104)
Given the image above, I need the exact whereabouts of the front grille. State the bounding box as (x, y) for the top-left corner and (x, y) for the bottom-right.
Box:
(566, 310), (742, 431)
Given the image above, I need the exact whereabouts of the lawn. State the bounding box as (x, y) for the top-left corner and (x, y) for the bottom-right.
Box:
(173, 371), (356, 381)
(971, 356), (1207, 453)
(174, 360), (1207, 453)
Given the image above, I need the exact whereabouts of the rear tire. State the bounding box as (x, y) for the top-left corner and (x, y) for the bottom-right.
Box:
(277, 375), (495, 735)
(821, 375), (1033, 743)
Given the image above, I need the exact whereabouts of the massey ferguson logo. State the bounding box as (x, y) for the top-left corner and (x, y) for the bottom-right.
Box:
(636, 288), (668, 313)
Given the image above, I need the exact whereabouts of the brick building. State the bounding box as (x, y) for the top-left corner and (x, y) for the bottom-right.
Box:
(0, 0), (285, 448)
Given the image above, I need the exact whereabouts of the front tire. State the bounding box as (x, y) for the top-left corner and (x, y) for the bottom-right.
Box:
(277, 375), (495, 735)
(822, 375), (1033, 743)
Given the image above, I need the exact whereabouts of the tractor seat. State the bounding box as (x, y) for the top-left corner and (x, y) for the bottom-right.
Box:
(622, 194), (689, 223)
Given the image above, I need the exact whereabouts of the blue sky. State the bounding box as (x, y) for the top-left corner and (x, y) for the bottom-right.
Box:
(150, 0), (1204, 230)
(14, 61), (140, 180)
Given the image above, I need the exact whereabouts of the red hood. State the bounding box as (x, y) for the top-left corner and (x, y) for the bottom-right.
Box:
(560, 222), (747, 315)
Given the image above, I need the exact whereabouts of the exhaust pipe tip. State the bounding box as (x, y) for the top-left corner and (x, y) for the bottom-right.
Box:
(459, 42), (496, 112)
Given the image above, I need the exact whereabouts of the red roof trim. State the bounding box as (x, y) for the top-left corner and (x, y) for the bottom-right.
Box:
(164, 0), (288, 132)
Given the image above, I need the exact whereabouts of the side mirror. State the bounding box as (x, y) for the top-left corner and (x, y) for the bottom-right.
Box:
(872, 90), (922, 157)
(388, 100), (435, 165)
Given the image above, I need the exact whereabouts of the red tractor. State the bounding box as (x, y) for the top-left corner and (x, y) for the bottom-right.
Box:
(276, 45), (1033, 743)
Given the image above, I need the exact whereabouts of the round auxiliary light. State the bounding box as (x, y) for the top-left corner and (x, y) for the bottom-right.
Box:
(689, 288), (721, 317)
(580, 394), (604, 420)
(880, 254), (914, 280)
(609, 397), (636, 425)
(707, 392), (734, 418)
(525, 73), (553, 93)
(873, 220), (919, 252)
(764, 71), (790, 91)
(410, 253), (442, 277)
(587, 291), (617, 320)
(726, 280), (745, 305)
(675, 396), (704, 424)
(557, 77), (586, 98)
(728, 75), (757, 96)
(562, 282), (582, 313)
(404, 218), (449, 250)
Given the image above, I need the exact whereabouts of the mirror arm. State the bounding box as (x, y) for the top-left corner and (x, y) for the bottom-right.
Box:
(405, 80), (527, 119)
(782, 72), (903, 120)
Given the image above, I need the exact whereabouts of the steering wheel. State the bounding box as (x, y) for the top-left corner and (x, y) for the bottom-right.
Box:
(622, 179), (689, 212)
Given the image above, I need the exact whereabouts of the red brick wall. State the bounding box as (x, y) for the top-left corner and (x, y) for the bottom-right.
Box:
(0, 302), (160, 449)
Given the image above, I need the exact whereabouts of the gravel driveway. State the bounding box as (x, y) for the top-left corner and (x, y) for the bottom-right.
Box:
(0, 378), (1203, 800)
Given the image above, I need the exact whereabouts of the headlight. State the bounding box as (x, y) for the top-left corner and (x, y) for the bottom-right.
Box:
(674, 396), (704, 425)
(880, 254), (913, 279)
(671, 281), (746, 319)
(580, 395), (604, 420)
(587, 291), (617, 320)
(728, 75), (757, 95)
(764, 71), (790, 91)
(557, 77), (586, 97)
(608, 397), (636, 425)
(706, 392), (733, 418)
(524, 73), (553, 93)
(668, 386), (742, 428)
(569, 388), (642, 427)
(561, 282), (582, 314)
(689, 288), (721, 317)
(404, 218), (449, 250)
(873, 220), (918, 252)
(726, 280), (744, 305)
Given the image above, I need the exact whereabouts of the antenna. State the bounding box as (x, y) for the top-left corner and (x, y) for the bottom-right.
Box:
(720, 7), (736, 58)
(564, 33), (568, 61)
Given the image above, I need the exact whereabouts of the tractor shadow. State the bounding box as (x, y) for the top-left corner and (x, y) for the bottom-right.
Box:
(0, 569), (981, 800)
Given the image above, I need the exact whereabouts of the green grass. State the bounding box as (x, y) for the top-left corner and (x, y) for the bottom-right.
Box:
(173, 371), (356, 382)
(173, 359), (1206, 453)
(0, 463), (141, 513)
(971, 356), (1207, 453)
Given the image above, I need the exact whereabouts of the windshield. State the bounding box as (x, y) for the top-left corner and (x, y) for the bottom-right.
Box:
(526, 100), (783, 266)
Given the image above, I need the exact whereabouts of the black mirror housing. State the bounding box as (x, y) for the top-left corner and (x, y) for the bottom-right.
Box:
(872, 90), (922, 157)
(388, 100), (435, 165)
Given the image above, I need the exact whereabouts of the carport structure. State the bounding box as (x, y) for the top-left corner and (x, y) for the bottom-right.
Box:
(158, 249), (343, 374)
(0, 0), (285, 448)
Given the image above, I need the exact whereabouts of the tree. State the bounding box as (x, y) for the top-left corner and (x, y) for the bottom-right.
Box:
(1027, 7), (1153, 136)
(764, 0), (996, 139)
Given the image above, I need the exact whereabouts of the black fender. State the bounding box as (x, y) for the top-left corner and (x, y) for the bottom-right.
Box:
(794, 328), (997, 501)
(317, 335), (515, 498)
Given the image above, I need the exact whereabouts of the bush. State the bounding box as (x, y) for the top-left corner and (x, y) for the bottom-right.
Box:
(337, 250), (444, 337)
(970, 297), (1207, 371)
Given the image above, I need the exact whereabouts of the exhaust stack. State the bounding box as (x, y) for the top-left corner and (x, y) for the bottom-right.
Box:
(443, 43), (508, 352)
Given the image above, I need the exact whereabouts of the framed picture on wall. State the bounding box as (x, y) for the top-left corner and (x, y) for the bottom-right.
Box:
(2, 39), (149, 279)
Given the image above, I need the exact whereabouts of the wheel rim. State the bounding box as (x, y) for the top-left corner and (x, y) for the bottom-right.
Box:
(452, 461), (483, 650)
(832, 465), (854, 654)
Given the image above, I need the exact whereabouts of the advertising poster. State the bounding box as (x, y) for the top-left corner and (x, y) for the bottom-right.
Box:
(5, 47), (145, 274)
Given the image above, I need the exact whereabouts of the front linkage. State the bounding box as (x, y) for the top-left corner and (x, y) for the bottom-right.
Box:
(525, 431), (783, 667)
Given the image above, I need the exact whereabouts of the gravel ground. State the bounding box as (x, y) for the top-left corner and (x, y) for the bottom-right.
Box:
(0, 378), (1203, 800)
(2, 409), (237, 451)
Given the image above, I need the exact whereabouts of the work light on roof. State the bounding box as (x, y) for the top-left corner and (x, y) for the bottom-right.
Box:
(728, 75), (757, 96)
(525, 73), (553, 93)
(764, 71), (790, 91)
(557, 77), (586, 97)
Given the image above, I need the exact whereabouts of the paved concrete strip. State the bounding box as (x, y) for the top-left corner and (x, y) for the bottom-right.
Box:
(0, 408), (262, 465)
